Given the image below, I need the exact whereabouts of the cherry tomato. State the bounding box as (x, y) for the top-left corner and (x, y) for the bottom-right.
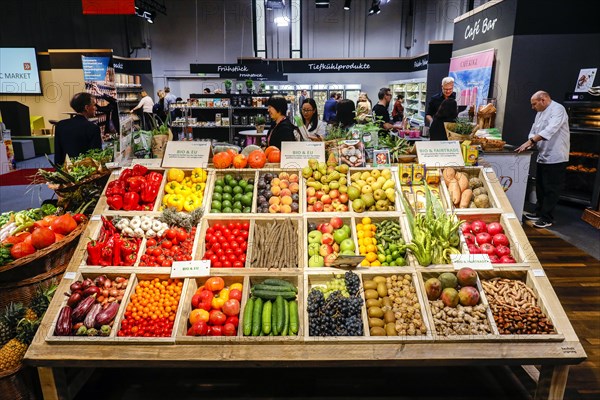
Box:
(171, 245), (181, 254)
(228, 254), (237, 262)
(161, 259), (172, 267)
(240, 254), (246, 263)
(176, 230), (188, 242)
(209, 254), (219, 263)
(223, 260), (232, 268)
(220, 255), (227, 262)
(211, 243), (221, 251)
(234, 247), (243, 256)
(146, 238), (157, 247)
(233, 260), (244, 268)
(234, 222), (241, 230)
(156, 255), (166, 264)
(152, 247), (163, 257)
(165, 229), (177, 240)
(206, 227), (214, 235)
(222, 242), (230, 250)
(236, 236), (246, 244)
(213, 261), (223, 268)
(161, 240), (173, 249)
(242, 222), (249, 230)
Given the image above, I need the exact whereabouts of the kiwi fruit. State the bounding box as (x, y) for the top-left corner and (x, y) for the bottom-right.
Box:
(376, 283), (388, 297)
(370, 327), (386, 336)
(369, 318), (384, 328)
(364, 289), (379, 300)
(366, 298), (382, 308)
(363, 280), (378, 290)
(368, 307), (384, 318)
(372, 276), (387, 284)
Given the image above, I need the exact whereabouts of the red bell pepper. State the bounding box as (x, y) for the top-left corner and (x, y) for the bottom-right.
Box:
(119, 168), (134, 183)
(101, 245), (113, 266)
(198, 289), (214, 311)
(106, 180), (126, 197)
(127, 176), (146, 193)
(107, 195), (123, 211)
(120, 240), (138, 257)
(132, 164), (148, 177)
(122, 253), (137, 266)
(146, 171), (163, 185)
(122, 192), (140, 211)
(86, 240), (102, 265)
(141, 181), (159, 203)
(112, 234), (122, 266)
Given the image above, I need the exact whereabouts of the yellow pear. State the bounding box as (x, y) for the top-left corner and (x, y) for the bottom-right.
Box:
(339, 176), (347, 185)
(370, 169), (381, 179)
(382, 179), (395, 190)
(360, 171), (371, 181)
(366, 176), (376, 185)
(351, 172), (362, 182)
(356, 179), (367, 189)
(371, 180), (383, 191)
(361, 184), (373, 194)
(385, 188), (396, 202)
(381, 169), (392, 180)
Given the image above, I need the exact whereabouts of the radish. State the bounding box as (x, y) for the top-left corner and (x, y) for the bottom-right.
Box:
(470, 220), (487, 234)
(492, 233), (510, 247)
(476, 232), (492, 245)
(487, 222), (504, 236)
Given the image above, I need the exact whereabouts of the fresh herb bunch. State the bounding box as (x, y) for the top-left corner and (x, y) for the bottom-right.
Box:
(325, 124), (350, 141)
(453, 117), (476, 135)
(378, 133), (413, 162)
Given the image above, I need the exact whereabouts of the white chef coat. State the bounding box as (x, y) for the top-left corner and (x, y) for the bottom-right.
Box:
(528, 100), (570, 164)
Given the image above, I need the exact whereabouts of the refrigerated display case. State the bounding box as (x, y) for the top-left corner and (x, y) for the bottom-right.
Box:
(562, 92), (600, 207)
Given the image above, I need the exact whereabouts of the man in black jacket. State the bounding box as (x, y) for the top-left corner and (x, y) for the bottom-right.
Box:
(54, 92), (102, 165)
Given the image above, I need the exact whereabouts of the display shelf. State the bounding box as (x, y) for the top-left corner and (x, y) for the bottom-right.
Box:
(24, 164), (587, 400)
(389, 79), (426, 119)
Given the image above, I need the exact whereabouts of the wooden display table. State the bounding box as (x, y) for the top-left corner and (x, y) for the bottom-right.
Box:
(24, 167), (586, 400)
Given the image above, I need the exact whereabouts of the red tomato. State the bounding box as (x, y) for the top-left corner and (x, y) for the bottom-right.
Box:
(211, 242), (221, 251)
(233, 260), (244, 268)
(161, 240), (173, 249)
(206, 227), (214, 235)
(156, 254), (166, 264)
(226, 316), (239, 327)
(152, 247), (163, 257)
(209, 310), (227, 326)
(176, 230), (188, 242)
(222, 323), (236, 336)
(165, 229), (177, 240)
(209, 325), (223, 336)
(242, 222), (249, 230)
(146, 238), (157, 247)
(223, 260), (232, 268)
(10, 242), (36, 259)
(171, 245), (181, 254)
(213, 261), (223, 268)
(161, 259), (172, 267)
(222, 299), (240, 316)
(229, 289), (242, 301)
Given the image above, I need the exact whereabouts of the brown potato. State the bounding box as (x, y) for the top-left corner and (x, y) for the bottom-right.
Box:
(370, 327), (386, 336)
(377, 283), (388, 298)
(366, 298), (382, 308)
(363, 280), (378, 290)
(369, 318), (385, 328)
(368, 307), (384, 318)
(365, 289), (379, 300)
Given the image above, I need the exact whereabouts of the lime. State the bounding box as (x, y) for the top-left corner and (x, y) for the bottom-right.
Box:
(212, 192), (222, 202)
(223, 185), (233, 194)
(211, 200), (222, 211)
(232, 208), (242, 213)
(222, 199), (232, 209)
(377, 254), (386, 263)
(224, 174), (234, 183)
(213, 185), (223, 194)
(243, 206), (252, 213)
(244, 184), (254, 193)
(233, 201), (243, 210)
(386, 255), (393, 263)
(215, 179), (224, 187)
(241, 193), (253, 207)
(233, 193), (243, 202)
(232, 186), (243, 195)
(229, 179), (238, 187)
(222, 207), (233, 213)
(395, 257), (406, 266)
(222, 193), (232, 202)
(210, 209), (220, 214)
(238, 180), (248, 188)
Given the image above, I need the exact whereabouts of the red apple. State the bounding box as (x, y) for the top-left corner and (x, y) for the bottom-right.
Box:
(339, 193), (349, 203)
(338, 204), (349, 211)
(313, 202), (324, 212)
(307, 205), (314, 212)
(499, 255), (516, 263)
(332, 243), (340, 253)
(306, 187), (316, 197)
(331, 199), (342, 209)
(486, 222), (504, 236)
(316, 191), (324, 200)
(329, 189), (340, 199)
(492, 233), (510, 247)
(321, 194), (332, 205)
(318, 223), (334, 234)
(329, 217), (344, 229)
(324, 253), (337, 267)
(475, 232), (492, 245)
(319, 243), (334, 257)
(321, 233), (335, 245)
(495, 245), (511, 258)
(488, 254), (501, 263)
(471, 220), (487, 234)
(463, 232), (476, 245)
(480, 243), (496, 256)
(307, 196), (316, 205)
(323, 204), (334, 212)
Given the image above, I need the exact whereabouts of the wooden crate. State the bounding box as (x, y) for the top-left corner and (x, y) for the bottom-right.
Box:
(477, 269), (563, 342)
(247, 216), (304, 270)
(398, 181), (450, 214)
(205, 169), (258, 214)
(239, 274), (304, 342)
(456, 213), (530, 265)
(156, 168), (212, 213)
(305, 216), (358, 272)
(96, 169), (167, 215)
(303, 167), (351, 215)
(195, 217), (255, 270)
(135, 221), (202, 268)
(304, 272), (369, 342)
(418, 270), (500, 341)
(352, 215), (413, 270)
(175, 275), (247, 343)
(360, 272), (433, 342)
(440, 166), (503, 213)
(348, 168), (402, 214)
(110, 273), (189, 344)
(255, 169), (304, 214)
(45, 272), (135, 344)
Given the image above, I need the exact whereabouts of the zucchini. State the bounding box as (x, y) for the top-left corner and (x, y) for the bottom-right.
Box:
(243, 298), (254, 336)
(262, 279), (298, 292)
(275, 295), (285, 334)
(289, 300), (299, 335)
(271, 298), (280, 336)
(262, 300), (272, 335)
(252, 290), (296, 301)
(281, 299), (289, 336)
(252, 297), (263, 336)
(252, 284), (296, 293)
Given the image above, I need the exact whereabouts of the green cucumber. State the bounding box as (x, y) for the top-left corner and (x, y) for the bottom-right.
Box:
(262, 279), (298, 292)
(242, 297), (254, 336)
(252, 297), (263, 336)
(281, 299), (289, 336)
(275, 295), (285, 334)
(262, 300), (272, 335)
(271, 298), (280, 336)
(252, 290), (296, 301)
(289, 300), (299, 335)
(252, 284), (296, 293)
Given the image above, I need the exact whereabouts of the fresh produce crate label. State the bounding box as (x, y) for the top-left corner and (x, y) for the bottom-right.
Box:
(372, 149), (391, 168)
(280, 141), (325, 168)
(171, 260), (211, 278)
(450, 254), (493, 270)
(63, 272), (77, 280)
(162, 141), (211, 169)
(131, 158), (162, 168)
(484, 167), (495, 174)
(533, 269), (546, 277)
(90, 215), (101, 221)
(504, 213), (517, 219)
(415, 141), (464, 168)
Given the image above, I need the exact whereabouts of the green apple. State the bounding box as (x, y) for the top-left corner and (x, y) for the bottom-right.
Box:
(308, 255), (325, 268)
(340, 224), (351, 236)
(307, 230), (323, 244)
(352, 198), (365, 213)
(333, 229), (349, 244)
(308, 242), (320, 256)
(340, 238), (356, 252)
(340, 249), (356, 256)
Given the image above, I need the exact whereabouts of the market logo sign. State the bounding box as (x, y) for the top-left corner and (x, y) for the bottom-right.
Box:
(453, 0), (517, 50)
(278, 57), (428, 74)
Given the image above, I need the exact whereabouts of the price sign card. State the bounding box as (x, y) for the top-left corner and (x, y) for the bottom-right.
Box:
(372, 149), (391, 168)
(171, 260), (211, 278)
(280, 141), (325, 169)
(162, 141), (211, 168)
(451, 254), (493, 270)
(416, 141), (465, 168)
(131, 158), (162, 168)
(330, 255), (366, 270)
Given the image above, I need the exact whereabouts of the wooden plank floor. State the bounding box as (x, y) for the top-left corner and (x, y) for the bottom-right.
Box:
(523, 224), (600, 400)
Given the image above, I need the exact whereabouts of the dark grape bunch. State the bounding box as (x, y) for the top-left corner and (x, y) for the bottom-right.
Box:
(308, 272), (364, 336)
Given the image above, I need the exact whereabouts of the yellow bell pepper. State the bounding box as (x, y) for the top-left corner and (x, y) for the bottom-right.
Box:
(193, 182), (206, 194)
(182, 177), (193, 187)
(175, 185), (192, 196)
(183, 194), (202, 212)
(167, 168), (185, 183)
(162, 193), (172, 205)
(191, 168), (208, 183)
(164, 181), (180, 194)
(218, 288), (230, 302)
(211, 296), (226, 310)
(229, 283), (243, 291)
(167, 194), (185, 212)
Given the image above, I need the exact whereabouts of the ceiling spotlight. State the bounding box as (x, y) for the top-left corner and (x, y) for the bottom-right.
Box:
(274, 16), (289, 26)
(315, 0), (330, 8)
(344, 0), (351, 10)
(368, 0), (381, 15)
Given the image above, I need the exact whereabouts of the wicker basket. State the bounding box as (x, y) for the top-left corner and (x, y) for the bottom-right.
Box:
(0, 263), (67, 310)
(48, 171), (111, 198)
(444, 122), (476, 141)
(0, 364), (40, 400)
(0, 222), (86, 284)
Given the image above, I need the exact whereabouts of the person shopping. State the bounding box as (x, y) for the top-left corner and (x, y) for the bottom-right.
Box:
(392, 94), (405, 123)
(297, 98), (327, 141)
(516, 90), (570, 228)
(54, 92), (102, 166)
(130, 90), (154, 130)
(372, 87), (394, 132)
(323, 93), (338, 124)
(426, 77), (456, 127)
(429, 98), (458, 141)
(355, 92), (372, 123)
(265, 95), (298, 149)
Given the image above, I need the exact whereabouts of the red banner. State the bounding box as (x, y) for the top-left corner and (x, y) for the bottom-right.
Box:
(82, 0), (135, 15)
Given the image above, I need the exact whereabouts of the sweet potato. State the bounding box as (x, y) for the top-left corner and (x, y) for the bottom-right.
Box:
(456, 172), (469, 192)
(447, 179), (461, 206)
(442, 168), (456, 185)
(459, 188), (473, 208)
